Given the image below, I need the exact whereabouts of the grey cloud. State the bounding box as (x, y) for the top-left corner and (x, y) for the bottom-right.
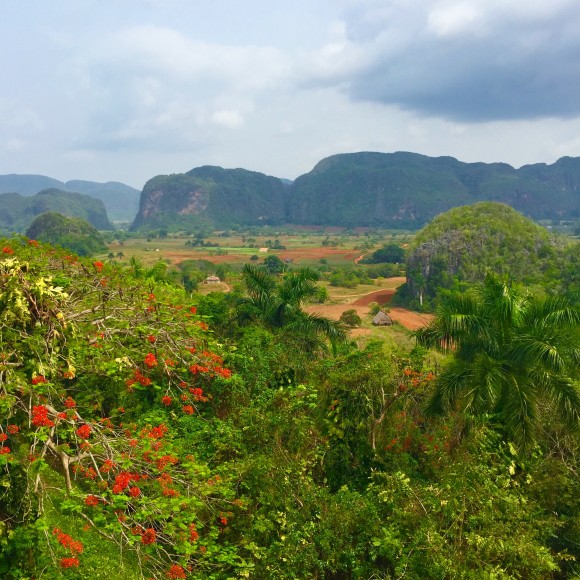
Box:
(330, 0), (580, 122)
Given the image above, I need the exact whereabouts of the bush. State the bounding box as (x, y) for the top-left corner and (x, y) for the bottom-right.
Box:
(339, 309), (362, 327)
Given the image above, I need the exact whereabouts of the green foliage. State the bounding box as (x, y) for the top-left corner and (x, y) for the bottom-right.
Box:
(25, 212), (108, 256)
(404, 202), (570, 306)
(339, 308), (362, 327)
(0, 188), (113, 233)
(416, 273), (580, 452)
(361, 243), (406, 264)
(0, 236), (578, 579)
(288, 152), (580, 228)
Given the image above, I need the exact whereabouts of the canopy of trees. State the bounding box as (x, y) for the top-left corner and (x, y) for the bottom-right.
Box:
(0, 235), (578, 579)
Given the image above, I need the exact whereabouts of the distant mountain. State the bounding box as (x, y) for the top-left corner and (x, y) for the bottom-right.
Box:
(0, 188), (113, 234)
(131, 166), (286, 230)
(131, 152), (580, 230)
(0, 174), (140, 222)
(287, 152), (580, 227)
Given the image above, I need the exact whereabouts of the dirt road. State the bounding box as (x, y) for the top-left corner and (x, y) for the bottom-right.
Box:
(306, 285), (433, 331)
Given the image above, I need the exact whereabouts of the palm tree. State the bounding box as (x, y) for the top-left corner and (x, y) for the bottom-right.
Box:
(415, 273), (580, 452)
(239, 264), (346, 352)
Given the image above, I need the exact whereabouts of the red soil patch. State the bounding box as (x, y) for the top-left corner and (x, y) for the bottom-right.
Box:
(306, 281), (433, 331)
(352, 288), (397, 307)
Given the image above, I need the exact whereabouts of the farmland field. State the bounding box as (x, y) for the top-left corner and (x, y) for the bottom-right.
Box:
(104, 229), (428, 336)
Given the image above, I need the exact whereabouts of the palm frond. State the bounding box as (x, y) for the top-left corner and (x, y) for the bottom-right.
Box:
(241, 263), (276, 306)
(501, 375), (538, 453)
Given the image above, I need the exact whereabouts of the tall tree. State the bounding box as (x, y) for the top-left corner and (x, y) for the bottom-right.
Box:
(415, 273), (580, 452)
(239, 264), (346, 352)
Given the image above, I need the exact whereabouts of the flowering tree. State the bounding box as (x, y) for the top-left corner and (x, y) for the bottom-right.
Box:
(0, 239), (243, 578)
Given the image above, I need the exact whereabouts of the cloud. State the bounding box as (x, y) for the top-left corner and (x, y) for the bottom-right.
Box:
(314, 0), (580, 122)
(73, 25), (288, 150)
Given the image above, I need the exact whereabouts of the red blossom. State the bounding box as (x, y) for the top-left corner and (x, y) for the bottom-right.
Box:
(129, 486), (141, 497)
(161, 395), (172, 406)
(148, 424), (168, 439)
(60, 557), (80, 568)
(53, 528), (84, 555)
(32, 405), (54, 427)
(64, 396), (76, 408)
(167, 564), (186, 579)
(84, 495), (99, 507)
(141, 528), (156, 545)
(144, 353), (158, 368)
(76, 424), (91, 439)
(101, 459), (115, 472)
(147, 334), (156, 343)
(31, 375), (48, 385)
(2, 246), (14, 254)
(0, 447), (11, 455)
(7, 424), (19, 434)
(189, 306), (197, 314)
(182, 405), (194, 415)
(189, 524), (199, 542)
(93, 261), (104, 272)
(0, 434), (7, 442)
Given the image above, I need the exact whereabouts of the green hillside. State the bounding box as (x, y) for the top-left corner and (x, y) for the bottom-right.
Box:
(287, 152), (580, 227)
(401, 202), (572, 308)
(131, 166), (286, 230)
(0, 188), (113, 233)
(0, 174), (140, 222)
(25, 212), (107, 256)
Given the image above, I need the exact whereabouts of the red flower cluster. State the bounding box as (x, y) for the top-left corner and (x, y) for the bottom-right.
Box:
(84, 495), (99, 506)
(0, 434), (7, 442)
(167, 564), (186, 579)
(7, 424), (19, 434)
(189, 364), (209, 375)
(141, 528), (156, 545)
(76, 424), (91, 439)
(32, 405), (54, 427)
(147, 334), (157, 343)
(189, 524), (199, 542)
(144, 353), (158, 368)
(101, 458), (115, 472)
(31, 375), (48, 385)
(53, 528), (84, 555)
(161, 395), (172, 406)
(129, 486), (141, 497)
(60, 557), (80, 568)
(0, 447), (10, 455)
(156, 455), (178, 470)
(64, 396), (76, 408)
(93, 261), (104, 272)
(112, 471), (141, 494)
(182, 405), (194, 415)
(126, 369), (152, 387)
(148, 424), (168, 439)
(2, 246), (14, 254)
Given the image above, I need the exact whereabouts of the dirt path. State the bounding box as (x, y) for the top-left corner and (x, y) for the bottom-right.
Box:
(306, 280), (433, 331)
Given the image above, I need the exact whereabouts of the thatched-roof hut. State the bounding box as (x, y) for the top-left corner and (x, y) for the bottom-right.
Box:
(372, 311), (393, 326)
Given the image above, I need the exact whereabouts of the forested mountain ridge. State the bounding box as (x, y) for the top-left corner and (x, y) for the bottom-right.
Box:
(0, 188), (113, 233)
(0, 174), (140, 222)
(131, 152), (580, 230)
(130, 166), (287, 230)
(287, 152), (580, 227)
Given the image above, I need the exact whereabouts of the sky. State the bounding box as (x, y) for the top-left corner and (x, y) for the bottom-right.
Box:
(2, 0), (580, 189)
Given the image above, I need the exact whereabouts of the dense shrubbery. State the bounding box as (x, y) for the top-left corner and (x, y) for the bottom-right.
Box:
(0, 236), (578, 579)
(402, 202), (578, 309)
